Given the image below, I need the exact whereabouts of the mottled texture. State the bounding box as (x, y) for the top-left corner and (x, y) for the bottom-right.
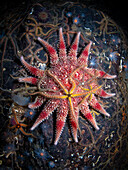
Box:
(19, 28), (116, 145)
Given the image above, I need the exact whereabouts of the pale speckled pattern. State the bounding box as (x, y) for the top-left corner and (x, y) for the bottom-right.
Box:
(19, 28), (116, 145)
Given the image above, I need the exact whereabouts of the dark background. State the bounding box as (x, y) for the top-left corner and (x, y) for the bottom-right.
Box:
(0, 0), (127, 36)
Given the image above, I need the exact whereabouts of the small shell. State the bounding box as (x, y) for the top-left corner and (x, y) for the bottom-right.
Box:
(12, 94), (31, 106)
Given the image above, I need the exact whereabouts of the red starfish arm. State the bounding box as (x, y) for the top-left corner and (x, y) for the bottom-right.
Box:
(78, 41), (92, 66)
(28, 96), (45, 109)
(79, 100), (99, 130)
(37, 37), (58, 66)
(68, 32), (80, 66)
(90, 83), (116, 98)
(85, 68), (117, 79)
(69, 109), (79, 143)
(20, 56), (44, 77)
(89, 94), (110, 116)
(31, 99), (60, 130)
(97, 88), (115, 98)
(19, 77), (38, 85)
(59, 28), (67, 61)
(54, 99), (68, 145)
(69, 98), (79, 143)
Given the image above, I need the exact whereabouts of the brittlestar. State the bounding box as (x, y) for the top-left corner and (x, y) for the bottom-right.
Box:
(10, 108), (35, 137)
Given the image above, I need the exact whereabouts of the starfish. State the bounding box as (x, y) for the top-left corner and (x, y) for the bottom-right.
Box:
(19, 28), (116, 145)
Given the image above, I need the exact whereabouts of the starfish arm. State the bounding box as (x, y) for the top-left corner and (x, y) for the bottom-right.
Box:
(68, 32), (80, 66)
(37, 37), (58, 66)
(19, 77), (38, 85)
(20, 127), (34, 136)
(90, 83), (116, 98)
(69, 108), (79, 143)
(20, 123), (28, 127)
(79, 100), (99, 130)
(89, 94), (110, 116)
(28, 96), (45, 109)
(59, 28), (67, 61)
(78, 41), (92, 66)
(54, 99), (68, 145)
(69, 98), (79, 143)
(9, 125), (16, 129)
(98, 89), (115, 98)
(12, 108), (19, 124)
(95, 88), (115, 98)
(20, 56), (44, 77)
(85, 68), (117, 79)
(31, 99), (60, 130)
